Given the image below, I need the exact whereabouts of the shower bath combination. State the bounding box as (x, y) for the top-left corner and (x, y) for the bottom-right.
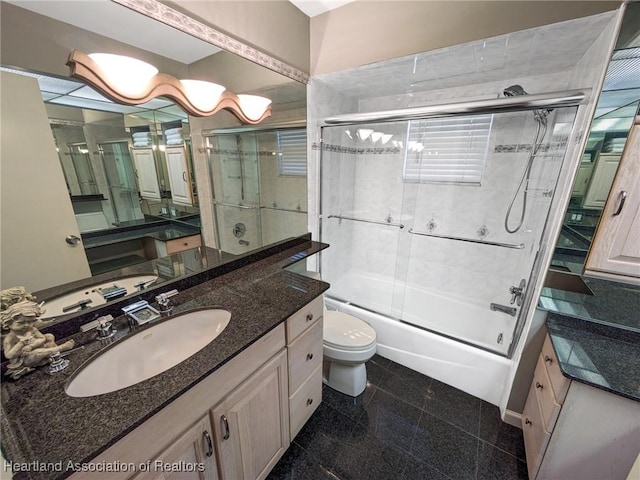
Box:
(503, 85), (554, 234)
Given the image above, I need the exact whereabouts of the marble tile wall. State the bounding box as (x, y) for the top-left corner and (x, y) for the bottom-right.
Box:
(311, 11), (619, 350)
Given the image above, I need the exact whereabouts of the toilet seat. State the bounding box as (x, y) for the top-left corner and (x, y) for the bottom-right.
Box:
(323, 311), (376, 351)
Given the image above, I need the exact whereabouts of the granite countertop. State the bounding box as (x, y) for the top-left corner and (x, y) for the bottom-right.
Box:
(1, 241), (330, 480)
(539, 273), (640, 331)
(81, 222), (200, 249)
(546, 313), (640, 402)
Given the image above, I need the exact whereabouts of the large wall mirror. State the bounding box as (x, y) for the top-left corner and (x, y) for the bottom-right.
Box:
(551, 2), (640, 274)
(0, 0), (307, 301)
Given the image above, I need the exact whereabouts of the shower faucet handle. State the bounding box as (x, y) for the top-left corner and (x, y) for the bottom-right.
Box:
(509, 279), (526, 306)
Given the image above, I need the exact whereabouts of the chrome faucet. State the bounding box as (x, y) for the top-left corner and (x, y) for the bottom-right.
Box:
(156, 289), (179, 314)
(509, 279), (526, 306)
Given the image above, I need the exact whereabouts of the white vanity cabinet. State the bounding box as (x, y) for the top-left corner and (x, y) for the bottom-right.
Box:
(70, 296), (325, 480)
(285, 296), (324, 439)
(585, 116), (640, 284)
(522, 335), (640, 479)
(135, 415), (219, 480)
(211, 350), (289, 480)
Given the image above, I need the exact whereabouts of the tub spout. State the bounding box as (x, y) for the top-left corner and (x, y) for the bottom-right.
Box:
(490, 303), (517, 316)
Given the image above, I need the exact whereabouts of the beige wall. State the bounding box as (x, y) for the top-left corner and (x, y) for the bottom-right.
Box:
(188, 50), (294, 93)
(166, 0), (310, 72)
(0, 2), (188, 78)
(310, 0), (621, 75)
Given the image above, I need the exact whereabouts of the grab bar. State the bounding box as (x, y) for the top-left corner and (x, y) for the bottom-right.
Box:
(213, 201), (259, 210)
(326, 215), (405, 229)
(408, 228), (524, 249)
(490, 303), (517, 316)
(261, 206), (308, 214)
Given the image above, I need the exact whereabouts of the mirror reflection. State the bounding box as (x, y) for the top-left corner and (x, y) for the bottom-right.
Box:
(551, 8), (640, 273)
(0, 0), (307, 311)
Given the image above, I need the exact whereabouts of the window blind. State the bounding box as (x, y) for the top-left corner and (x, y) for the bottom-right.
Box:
(403, 114), (493, 184)
(277, 129), (307, 176)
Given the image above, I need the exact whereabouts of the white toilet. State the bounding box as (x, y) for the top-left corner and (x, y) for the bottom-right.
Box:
(322, 310), (377, 397)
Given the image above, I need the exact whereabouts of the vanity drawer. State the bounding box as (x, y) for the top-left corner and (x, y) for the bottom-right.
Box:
(533, 354), (562, 432)
(289, 364), (322, 439)
(165, 234), (202, 255)
(286, 296), (324, 343)
(288, 320), (323, 394)
(541, 335), (570, 403)
(522, 381), (551, 480)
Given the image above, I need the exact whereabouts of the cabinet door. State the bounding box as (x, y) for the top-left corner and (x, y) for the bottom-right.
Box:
(586, 119), (640, 282)
(135, 415), (218, 480)
(132, 148), (162, 200)
(165, 146), (193, 206)
(212, 350), (289, 480)
(583, 153), (620, 209)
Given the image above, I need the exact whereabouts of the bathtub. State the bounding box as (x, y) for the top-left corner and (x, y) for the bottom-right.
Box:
(324, 271), (514, 406)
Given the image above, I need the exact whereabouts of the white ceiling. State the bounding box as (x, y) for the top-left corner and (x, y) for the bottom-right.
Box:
(289, 0), (355, 17)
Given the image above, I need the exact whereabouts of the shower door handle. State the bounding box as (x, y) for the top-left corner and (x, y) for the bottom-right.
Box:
(613, 190), (627, 216)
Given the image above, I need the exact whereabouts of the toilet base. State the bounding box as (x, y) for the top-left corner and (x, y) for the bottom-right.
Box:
(323, 359), (367, 397)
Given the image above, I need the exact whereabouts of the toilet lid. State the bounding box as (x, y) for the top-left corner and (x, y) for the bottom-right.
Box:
(324, 311), (376, 350)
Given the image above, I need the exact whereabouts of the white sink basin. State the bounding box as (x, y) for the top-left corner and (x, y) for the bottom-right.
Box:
(65, 309), (231, 397)
(41, 275), (158, 319)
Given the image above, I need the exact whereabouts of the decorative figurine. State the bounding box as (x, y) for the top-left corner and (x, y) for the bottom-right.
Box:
(1, 298), (75, 380)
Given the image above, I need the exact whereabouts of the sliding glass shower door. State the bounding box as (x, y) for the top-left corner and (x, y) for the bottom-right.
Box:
(320, 106), (578, 356)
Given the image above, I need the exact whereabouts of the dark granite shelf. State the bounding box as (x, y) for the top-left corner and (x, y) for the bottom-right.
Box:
(539, 274), (640, 331)
(81, 223), (200, 249)
(1, 241), (330, 480)
(546, 313), (640, 402)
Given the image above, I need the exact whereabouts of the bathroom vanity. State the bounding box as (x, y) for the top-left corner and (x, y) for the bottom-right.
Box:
(522, 314), (640, 479)
(1, 238), (329, 480)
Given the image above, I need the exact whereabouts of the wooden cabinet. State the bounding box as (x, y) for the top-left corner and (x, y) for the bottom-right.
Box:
(132, 148), (162, 200)
(134, 416), (218, 480)
(212, 350), (289, 480)
(165, 146), (194, 206)
(522, 334), (640, 479)
(586, 116), (640, 283)
(583, 153), (620, 209)
(144, 234), (202, 259)
(286, 296), (323, 439)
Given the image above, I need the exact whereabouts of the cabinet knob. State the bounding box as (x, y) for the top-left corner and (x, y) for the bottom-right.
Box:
(306, 353), (314, 361)
(306, 398), (313, 406)
(525, 418), (532, 426)
(544, 355), (553, 364)
(306, 313), (314, 322)
(535, 382), (543, 390)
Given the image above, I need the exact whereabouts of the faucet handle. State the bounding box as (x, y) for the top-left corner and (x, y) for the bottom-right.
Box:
(96, 315), (116, 339)
(155, 289), (179, 312)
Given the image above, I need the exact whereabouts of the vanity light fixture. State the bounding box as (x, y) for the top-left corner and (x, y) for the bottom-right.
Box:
(67, 50), (272, 124)
(381, 134), (393, 144)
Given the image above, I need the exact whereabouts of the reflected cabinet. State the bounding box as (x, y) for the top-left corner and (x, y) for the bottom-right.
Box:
(586, 115), (640, 283)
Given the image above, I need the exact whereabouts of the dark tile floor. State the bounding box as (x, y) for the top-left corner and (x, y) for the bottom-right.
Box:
(268, 355), (528, 480)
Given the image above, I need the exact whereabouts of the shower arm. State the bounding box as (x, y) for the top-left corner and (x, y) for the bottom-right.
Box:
(323, 89), (588, 125)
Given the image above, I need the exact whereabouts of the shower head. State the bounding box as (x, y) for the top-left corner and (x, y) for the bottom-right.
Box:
(503, 84), (552, 125)
(503, 85), (529, 97)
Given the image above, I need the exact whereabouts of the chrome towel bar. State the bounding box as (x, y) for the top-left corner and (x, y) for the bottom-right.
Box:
(326, 214), (405, 229)
(408, 228), (524, 249)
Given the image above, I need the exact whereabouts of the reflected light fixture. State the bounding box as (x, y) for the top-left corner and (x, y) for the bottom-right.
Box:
(356, 128), (374, 141)
(370, 131), (384, 143)
(67, 50), (272, 124)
